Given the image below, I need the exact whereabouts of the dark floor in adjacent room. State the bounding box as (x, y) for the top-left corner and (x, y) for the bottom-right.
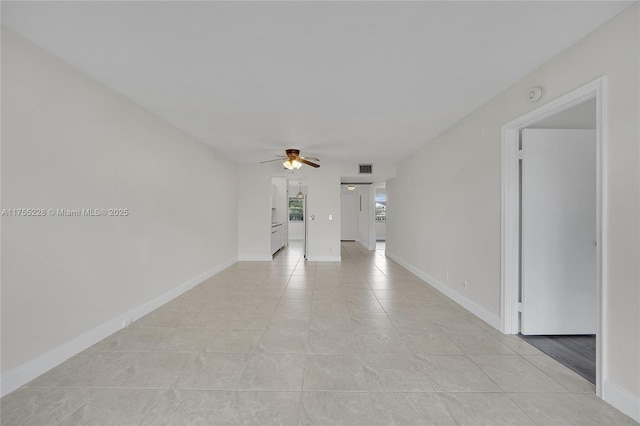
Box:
(518, 334), (596, 384)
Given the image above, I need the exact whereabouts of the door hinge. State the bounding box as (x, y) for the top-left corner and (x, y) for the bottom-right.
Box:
(517, 150), (524, 160)
(517, 302), (523, 312)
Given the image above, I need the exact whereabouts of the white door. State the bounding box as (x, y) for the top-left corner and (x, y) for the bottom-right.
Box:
(341, 193), (357, 241)
(521, 129), (597, 335)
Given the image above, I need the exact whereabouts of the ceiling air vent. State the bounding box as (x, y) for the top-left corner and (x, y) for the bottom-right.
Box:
(359, 164), (373, 174)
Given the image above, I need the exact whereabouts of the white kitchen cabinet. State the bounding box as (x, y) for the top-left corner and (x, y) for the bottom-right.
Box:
(271, 223), (284, 255)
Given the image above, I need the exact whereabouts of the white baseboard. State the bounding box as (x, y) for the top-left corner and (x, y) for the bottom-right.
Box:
(238, 255), (272, 261)
(309, 256), (341, 262)
(0, 257), (237, 398)
(385, 251), (501, 330)
(603, 379), (640, 422)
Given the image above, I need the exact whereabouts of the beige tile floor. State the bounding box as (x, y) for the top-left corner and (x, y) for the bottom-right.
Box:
(2, 241), (637, 425)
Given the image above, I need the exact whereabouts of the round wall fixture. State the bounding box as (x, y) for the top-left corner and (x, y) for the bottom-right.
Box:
(528, 87), (544, 103)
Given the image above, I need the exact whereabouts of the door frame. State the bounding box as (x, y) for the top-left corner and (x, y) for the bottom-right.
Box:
(500, 76), (607, 396)
(304, 194), (308, 260)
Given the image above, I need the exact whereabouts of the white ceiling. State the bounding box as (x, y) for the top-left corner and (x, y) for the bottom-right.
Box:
(1, 1), (632, 166)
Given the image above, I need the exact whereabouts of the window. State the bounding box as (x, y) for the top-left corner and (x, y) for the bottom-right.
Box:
(289, 198), (304, 221)
(375, 194), (386, 222)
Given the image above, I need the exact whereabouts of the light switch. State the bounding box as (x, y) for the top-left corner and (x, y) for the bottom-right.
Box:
(329, 214), (333, 220)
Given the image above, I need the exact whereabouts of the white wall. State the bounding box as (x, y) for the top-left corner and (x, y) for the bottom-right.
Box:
(1, 29), (239, 392)
(238, 167), (273, 261)
(239, 159), (394, 262)
(386, 5), (639, 418)
(340, 192), (358, 241)
(271, 177), (288, 224)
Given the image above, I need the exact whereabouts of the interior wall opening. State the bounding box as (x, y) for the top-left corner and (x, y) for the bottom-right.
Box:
(501, 78), (605, 397)
(375, 185), (386, 244)
(517, 98), (597, 384)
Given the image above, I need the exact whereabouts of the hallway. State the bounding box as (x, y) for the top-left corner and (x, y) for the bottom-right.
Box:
(1, 243), (634, 425)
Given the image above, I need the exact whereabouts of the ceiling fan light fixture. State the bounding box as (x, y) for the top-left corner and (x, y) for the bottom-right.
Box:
(283, 159), (302, 170)
(264, 149), (319, 169)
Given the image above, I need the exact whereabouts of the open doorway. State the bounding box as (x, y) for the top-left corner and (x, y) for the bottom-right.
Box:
(340, 183), (377, 250)
(287, 178), (308, 259)
(518, 100), (597, 384)
(375, 186), (386, 251)
(501, 77), (606, 394)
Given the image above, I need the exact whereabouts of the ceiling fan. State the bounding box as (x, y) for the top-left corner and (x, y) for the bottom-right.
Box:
(260, 149), (320, 169)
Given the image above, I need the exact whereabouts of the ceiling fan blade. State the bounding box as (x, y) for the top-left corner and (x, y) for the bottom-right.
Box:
(300, 156), (320, 162)
(260, 158), (285, 163)
(299, 158), (320, 168)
